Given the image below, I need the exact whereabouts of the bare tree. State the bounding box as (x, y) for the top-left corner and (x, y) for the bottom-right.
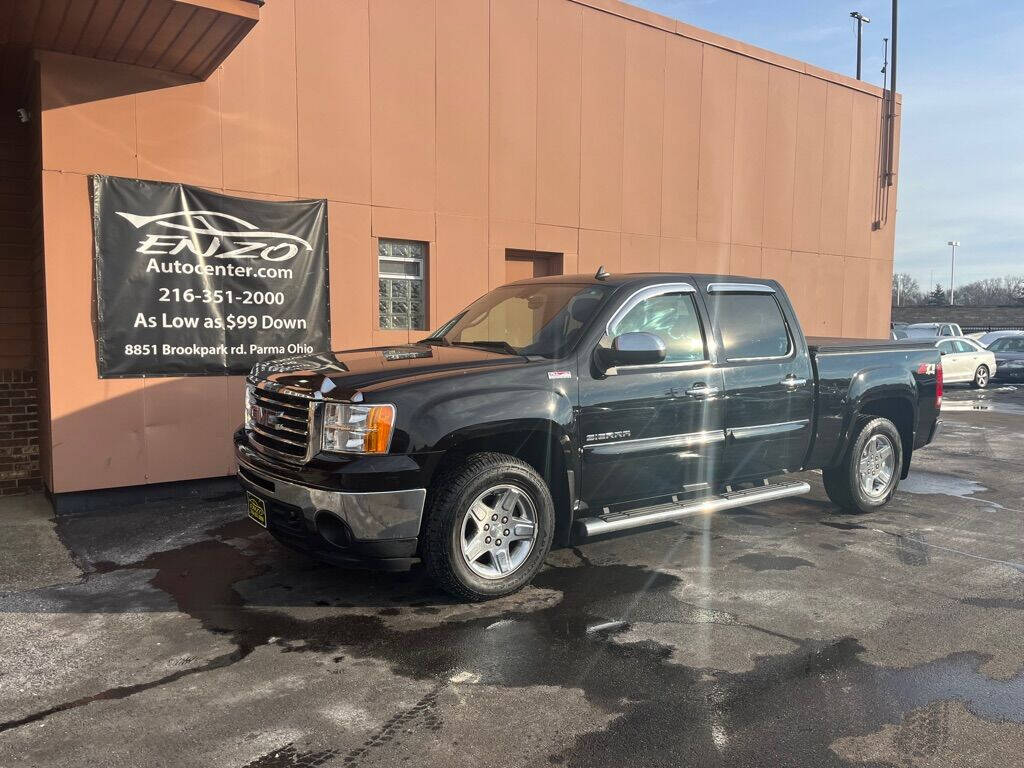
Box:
(953, 275), (1024, 305)
(891, 273), (922, 306)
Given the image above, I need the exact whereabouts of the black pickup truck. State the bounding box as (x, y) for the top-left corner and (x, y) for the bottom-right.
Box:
(236, 272), (942, 599)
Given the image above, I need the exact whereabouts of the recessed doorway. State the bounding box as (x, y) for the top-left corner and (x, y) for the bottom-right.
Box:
(505, 249), (563, 282)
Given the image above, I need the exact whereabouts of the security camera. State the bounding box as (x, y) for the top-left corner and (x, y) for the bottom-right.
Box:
(16, 108), (30, 123)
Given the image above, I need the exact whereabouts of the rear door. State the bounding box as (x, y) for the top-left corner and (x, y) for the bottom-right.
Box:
(577, 282), (726, 509)
(699, 281), (814, 482)
(938, 340), (969, 381)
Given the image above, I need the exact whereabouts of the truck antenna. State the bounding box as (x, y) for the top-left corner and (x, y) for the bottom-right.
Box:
(595, 265), (609, 280)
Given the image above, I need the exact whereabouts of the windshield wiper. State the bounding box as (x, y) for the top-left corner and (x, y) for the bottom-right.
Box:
(419, 336), (450, 347)
(451, 340), (521, 356)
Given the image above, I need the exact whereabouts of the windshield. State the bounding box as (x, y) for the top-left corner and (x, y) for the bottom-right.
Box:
(905, 327), (939, 338)
(430, 283), (612, 358)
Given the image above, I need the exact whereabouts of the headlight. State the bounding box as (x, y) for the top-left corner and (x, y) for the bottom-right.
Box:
(321, 403), (396, 454)
(244, 387), (254, 430)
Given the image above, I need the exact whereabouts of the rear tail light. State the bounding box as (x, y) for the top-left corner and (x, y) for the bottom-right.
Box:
(935, 363), (943, 408)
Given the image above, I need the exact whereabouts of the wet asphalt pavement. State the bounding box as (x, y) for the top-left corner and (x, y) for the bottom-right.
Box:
(1, 386), (1023, 767)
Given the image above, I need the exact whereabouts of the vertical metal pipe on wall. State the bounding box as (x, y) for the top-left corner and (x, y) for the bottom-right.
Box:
(886, 0), (898, 186)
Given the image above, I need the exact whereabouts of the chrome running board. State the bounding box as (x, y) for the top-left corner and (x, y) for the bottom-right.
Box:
(573, 480), (811, 538)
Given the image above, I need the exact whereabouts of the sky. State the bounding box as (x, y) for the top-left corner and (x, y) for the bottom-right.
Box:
(632, 0), (1024, 292)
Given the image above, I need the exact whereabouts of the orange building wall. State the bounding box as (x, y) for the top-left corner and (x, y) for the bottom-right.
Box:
(36, 0), (900, 494)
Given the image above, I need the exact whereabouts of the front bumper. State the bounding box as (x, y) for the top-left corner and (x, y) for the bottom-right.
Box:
(994, 365), (1024, 380)
(236, 451), (425, 570)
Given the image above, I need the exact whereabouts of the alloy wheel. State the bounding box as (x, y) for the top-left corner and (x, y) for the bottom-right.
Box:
(459, 484), (538, 579)
(858, 433), (896, 500)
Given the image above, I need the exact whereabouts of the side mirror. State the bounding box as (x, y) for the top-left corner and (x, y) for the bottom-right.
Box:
(599, 332), (667, 369)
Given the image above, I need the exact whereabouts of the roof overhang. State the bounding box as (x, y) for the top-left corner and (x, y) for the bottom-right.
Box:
(1, 0), (260, 102)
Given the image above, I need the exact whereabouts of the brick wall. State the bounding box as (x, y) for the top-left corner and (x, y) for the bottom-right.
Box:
(0, 369), (39, 494)
(0, 62), (43, 496)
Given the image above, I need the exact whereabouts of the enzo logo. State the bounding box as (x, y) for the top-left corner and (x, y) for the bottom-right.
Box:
(116, 208), (312, 262)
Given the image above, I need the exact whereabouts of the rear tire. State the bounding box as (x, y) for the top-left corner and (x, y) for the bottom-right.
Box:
(822, 416), (903, 514)
(422, 452), (554, 600)
(972, 365), (990, 389)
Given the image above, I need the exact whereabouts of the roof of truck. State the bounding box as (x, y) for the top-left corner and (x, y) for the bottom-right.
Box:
(507, 272), (769, 287)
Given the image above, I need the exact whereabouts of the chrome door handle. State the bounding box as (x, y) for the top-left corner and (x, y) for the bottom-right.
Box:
(687, 383), (720, 397)
(782, 375), (807, 387)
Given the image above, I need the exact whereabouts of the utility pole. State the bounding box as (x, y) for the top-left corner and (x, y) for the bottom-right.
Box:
(947, 241), (960, 305)
(850, 11), (871, 80)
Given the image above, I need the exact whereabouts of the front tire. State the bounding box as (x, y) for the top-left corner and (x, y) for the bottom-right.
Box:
(972, 365), (990, 389)
(422, 452), (554, 600)
(822, 416), (903, 514)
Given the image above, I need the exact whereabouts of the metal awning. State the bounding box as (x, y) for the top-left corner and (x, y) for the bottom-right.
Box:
(0, 0), (260, 101)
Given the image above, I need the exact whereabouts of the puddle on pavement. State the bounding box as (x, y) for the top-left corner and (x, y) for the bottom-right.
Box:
(730, 553), (815, 571)
(6, 515), (1024, 765)
(900, 471), (988, 498)
(941, 394), (1024, 415)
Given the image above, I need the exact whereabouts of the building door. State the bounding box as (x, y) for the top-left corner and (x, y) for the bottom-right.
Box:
(505, 249), (562, 283)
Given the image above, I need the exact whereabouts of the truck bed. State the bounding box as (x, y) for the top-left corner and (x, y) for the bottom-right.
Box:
(806, 336), (934, 354)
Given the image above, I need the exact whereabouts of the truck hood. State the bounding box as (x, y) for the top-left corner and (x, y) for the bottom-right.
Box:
(249, 344), (531, 400)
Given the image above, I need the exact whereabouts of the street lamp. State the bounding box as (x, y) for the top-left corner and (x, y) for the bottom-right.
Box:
(947, 241), (960, 305)
(850, 11), (871, 80)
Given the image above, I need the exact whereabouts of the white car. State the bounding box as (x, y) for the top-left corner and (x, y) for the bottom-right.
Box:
(936, 338), (996, 388)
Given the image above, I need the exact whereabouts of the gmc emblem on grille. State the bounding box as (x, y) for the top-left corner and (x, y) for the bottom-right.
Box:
(251, 405), (279, 427)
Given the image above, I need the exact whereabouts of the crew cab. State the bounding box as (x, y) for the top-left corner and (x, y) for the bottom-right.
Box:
(236, 272), (942, 599)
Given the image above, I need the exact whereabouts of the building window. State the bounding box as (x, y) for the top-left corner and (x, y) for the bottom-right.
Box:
(378, 239), (427, 330)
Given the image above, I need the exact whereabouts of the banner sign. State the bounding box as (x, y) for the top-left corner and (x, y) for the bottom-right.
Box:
(91, 176), (329, 377)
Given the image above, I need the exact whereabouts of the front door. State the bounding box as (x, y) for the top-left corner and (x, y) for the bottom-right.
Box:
(578, 283), (726, 509)
(700, 283), (814, 482)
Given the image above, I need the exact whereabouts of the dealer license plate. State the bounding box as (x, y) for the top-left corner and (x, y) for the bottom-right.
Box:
(246, 492), (267, 528)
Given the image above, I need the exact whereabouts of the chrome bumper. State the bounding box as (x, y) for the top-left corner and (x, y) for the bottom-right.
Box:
(237, 458), (426, 541)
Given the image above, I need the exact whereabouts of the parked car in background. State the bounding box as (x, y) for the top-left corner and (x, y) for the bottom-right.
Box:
(936, 337), (996, 388)
(907, 322), (963, 338)
(973, 329), (1024, 348)
(891, 328), (909, 340)
(988, 336), (1024, 381)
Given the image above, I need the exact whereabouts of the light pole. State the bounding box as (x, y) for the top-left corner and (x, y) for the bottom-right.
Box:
(947, 241), (960, 305)
(850, 11), (871, 80)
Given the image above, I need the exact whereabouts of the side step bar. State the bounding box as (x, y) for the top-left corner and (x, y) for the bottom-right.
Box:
(573, 480), (811, 538)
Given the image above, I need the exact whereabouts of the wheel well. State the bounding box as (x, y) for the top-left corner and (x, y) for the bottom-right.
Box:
(432, 429), (573, 546)
(858, 398), (914, 478)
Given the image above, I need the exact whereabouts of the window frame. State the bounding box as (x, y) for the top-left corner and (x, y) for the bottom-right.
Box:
(705, 289), (795, 363)
(602, 283), (711, 373)
(377, 238), (428, 331)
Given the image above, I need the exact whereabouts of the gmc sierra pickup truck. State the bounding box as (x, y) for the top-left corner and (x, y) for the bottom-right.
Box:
(236, 272), (942, 599)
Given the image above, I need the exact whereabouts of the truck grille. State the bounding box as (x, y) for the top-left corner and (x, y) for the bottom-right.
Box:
(248, 387), (314, 462)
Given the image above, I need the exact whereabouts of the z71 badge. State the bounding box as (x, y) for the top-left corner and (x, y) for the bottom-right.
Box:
(547, 370), (572, 380)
